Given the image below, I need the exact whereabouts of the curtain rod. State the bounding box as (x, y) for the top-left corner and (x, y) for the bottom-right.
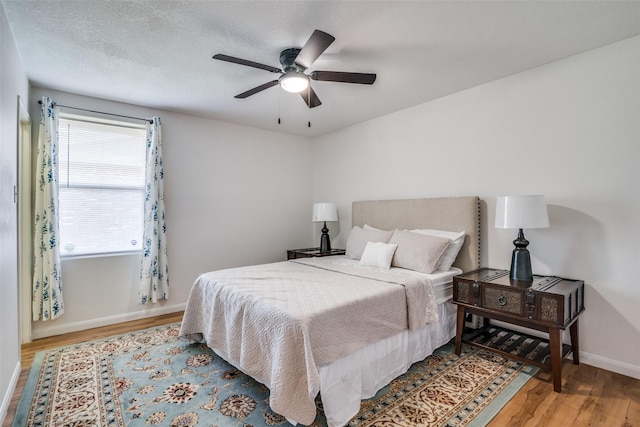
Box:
(38, 100), (154, 124)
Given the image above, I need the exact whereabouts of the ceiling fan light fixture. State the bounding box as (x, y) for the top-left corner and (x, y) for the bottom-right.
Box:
(280, 71), (309, 93)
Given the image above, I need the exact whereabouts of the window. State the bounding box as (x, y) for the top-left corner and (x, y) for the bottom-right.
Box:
(58, 113), (146, 257)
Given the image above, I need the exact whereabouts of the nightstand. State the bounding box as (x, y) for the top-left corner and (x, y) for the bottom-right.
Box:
(452, 267), (585, 393)
(287, 247), (346, 260)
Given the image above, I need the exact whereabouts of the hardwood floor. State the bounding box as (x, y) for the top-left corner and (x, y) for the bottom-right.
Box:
(3, 312), (639, 426)
(490, 361), (640, 426)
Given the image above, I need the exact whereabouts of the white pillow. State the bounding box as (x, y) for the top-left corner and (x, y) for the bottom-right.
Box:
(410, 229), (466, 271)
(359, 242), (398, 269)
(345, 226), (394, 260)
(389, 230), (451, 274)
(363, 224), (385, 231)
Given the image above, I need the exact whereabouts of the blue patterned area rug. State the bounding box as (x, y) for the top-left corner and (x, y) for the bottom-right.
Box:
(13, 323), (537, 427)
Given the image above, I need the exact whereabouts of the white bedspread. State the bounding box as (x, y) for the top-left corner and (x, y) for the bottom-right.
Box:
(179, 258), (438, 425)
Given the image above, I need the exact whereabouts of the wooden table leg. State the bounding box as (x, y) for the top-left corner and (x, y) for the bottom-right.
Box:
(455, 306), (466, 355)
(548, 327), (562, 393)
(482, 316), (490, 328)
(569, 319), (580, 365)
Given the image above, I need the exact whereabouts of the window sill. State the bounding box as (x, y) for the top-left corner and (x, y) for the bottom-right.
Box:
(61, 250), (142, 261)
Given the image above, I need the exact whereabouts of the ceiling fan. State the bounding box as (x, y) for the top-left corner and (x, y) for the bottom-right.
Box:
(213, 30), (376, 108)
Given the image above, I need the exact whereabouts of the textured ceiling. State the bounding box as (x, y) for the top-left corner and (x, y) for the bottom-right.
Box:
(3, 1), (640, 137)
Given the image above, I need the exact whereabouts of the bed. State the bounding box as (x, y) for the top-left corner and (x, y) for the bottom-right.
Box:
(179, 196), (480, 426)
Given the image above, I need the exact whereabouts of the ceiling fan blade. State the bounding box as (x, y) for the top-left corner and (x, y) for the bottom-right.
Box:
(235, 80), (280, 98)
(213, 54), (282, 74)
(299, 86), (322, 108)
(294, 30), (335, 69)
(310, 71), (376, 84)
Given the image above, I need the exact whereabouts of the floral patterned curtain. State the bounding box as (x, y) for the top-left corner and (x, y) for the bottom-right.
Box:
(139, 117), (170, 303)
(33, 97), (64, 320)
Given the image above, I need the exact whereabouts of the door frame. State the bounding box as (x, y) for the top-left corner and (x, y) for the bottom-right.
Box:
(17, 96), (32, 343)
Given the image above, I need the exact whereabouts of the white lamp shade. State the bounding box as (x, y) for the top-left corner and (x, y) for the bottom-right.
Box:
(312, 203), (338, 222)
(495, 195), (550, 229)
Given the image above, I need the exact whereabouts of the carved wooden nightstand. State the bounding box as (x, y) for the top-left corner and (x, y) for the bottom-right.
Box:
(452, 267), (585, 392)
(287, 247), (345, 260)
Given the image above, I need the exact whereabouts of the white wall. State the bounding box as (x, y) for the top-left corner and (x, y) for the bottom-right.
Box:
(313, 36), (640, 379)
(29, 88), (313, 338)
(0, 2), (30, 421)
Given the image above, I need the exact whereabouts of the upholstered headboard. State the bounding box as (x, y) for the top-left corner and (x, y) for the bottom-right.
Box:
(352, 196), (480, 272)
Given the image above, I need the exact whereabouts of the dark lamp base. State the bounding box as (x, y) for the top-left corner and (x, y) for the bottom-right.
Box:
(510, 249), (533, 281)
(510, 228), (533, 282)
(320, 221), (331, 253)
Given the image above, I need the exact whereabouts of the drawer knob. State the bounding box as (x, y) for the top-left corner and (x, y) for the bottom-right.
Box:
(498, 295), (507, 306)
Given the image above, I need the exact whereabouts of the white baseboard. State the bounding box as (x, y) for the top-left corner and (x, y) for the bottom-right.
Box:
(486, 321), (640, 380)
(0, 361), (21, 426)
(31, 303), (186, 340)
(580, 351), (640, 380)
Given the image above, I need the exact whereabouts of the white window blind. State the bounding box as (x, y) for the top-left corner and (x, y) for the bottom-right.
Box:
(58, 114), (146, 257)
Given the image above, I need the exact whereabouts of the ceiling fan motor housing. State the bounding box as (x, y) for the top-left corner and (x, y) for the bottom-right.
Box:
(280, 48), (305, 72)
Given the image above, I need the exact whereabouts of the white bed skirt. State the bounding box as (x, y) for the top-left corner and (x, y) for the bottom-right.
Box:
(317, 301), (457, 427)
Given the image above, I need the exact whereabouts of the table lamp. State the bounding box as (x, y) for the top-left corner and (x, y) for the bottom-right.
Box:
(312, 203), (338, 253)
(495, 195), (550, 281)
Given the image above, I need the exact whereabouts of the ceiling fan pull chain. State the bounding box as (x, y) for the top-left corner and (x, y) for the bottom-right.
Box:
(307, 86), (311, 128)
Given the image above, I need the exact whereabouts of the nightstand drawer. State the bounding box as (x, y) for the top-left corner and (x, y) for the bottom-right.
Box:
(482, 284), (524, 316)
